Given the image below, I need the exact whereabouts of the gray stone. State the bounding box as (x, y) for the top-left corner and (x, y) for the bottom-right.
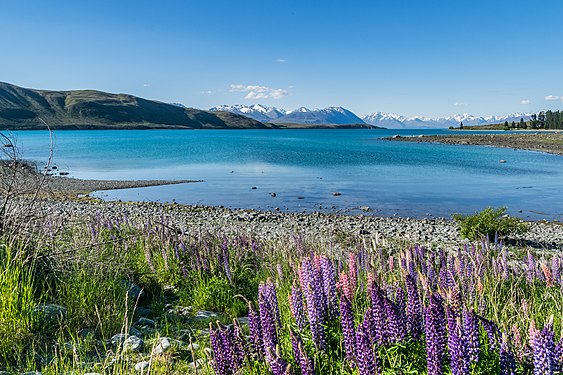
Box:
(123, 336), (144, 353)
(134, 317), (155, 328)
(188, 358), (205, 369)
(193, 310), (218, 321)
(152, 337), (171, 355)
(126, 282), (144, 301)
(134, 306), (153, 319)
(185, 343), (200, 351)
(110, 333), (128, 346)
(134, 361), (150, 372)
(33, 304), (66, 326)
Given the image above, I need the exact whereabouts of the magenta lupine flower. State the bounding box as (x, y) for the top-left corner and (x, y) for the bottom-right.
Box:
(406, 274), (423, 340)
(340, 295), (356, 363)
(463, 309), (480, 364)
(248, 303), (264, 357)
(339, 271), (353, 301)
(500, 331), (516, 375)
(290, 329), (314, 375)
(356, 320), (382, 375)
(320, 256), (338, 319)
(289, 282), (307, 331)
(533, 325), (556, 375)
(425, 294), (446, 375)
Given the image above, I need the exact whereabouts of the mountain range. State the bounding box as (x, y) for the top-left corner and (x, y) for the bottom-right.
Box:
(0, 82), (265, 130)
(211, 104), (532, 129)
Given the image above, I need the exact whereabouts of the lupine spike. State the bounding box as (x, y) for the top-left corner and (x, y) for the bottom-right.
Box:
(340, 294), (356, 363)
(425, 294), (446, 375)
(355, 321), (381, 375)
(500, 331), (516, 375)
(533, 324), (556, 375)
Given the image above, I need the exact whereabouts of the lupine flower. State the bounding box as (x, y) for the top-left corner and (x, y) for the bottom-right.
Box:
(338, 271), (353, 301)
(231, 319), (246, 367)
(209, 323), (243, 375)
(541, 263), (554, 287)
(533, 325), (556, 375)
(340, 295), (356, 363)
(301, 259), (326, 350)
(551, 257), (561, 285)
(527, 251), (536, 282)
(348, 252), (358, 295)
(500, 331), (516, 375)
(447, 307), (469, 375)
(425, 294), (446, 375)
(511, 324), (524, 362)
(289, 283), (307, 331)
(463, 309), (480, 364)
(406, 274), (423, 340)
(368, 280), (387, 345)
(267, 347), (290, 375)
(480, 316), (499, 351)
(395, 287), (407, 336)
(555, 337), (563, 371)
(320, 256), (338, 319)
(248, 303), (264, 357)
(356, 321), (381, 375)
(383, 296), (403, 343)
(290, 329), (314, 375)
(258, 283), (278, 354)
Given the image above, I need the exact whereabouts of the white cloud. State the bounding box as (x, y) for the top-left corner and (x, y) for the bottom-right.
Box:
(544, 95), (561, 101)
(230, 84), (288, 100)
(143, 83), (151, 87)
(200, 90), (213, 94)
(275, 58), (287, 63)
(520, 99), (531, 105)
(454, 102), (466, 106)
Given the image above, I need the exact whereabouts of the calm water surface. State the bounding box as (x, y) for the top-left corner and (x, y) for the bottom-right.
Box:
(8, 129), (563, 220)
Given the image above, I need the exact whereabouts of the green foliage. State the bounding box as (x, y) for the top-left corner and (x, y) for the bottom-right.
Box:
(0, 242), (38, 366)
(453, 206), (528, 241)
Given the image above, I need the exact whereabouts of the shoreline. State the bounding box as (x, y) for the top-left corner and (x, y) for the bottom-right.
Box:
(384, 133), (563, 156)
(51, 199), (563, 251)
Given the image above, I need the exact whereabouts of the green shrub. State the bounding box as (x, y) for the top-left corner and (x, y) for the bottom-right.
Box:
(453, 206), (528, 241)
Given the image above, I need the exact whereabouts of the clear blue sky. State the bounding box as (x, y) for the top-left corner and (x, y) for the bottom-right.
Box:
(1, 0), (562, 117)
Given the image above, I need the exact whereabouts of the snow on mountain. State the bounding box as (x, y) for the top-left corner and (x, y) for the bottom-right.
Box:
(363, 112), (532, 129)
(210, 104), (286, 122)
(211, 105), (365, 125)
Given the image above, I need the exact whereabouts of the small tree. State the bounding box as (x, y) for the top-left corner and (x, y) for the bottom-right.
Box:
(459, 121), (464, 129)
(503, 121), (509, 130)
(453, 207), (528, 241)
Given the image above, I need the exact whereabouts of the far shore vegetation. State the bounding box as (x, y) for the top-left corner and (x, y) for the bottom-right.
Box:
(450, 110), (563, 131)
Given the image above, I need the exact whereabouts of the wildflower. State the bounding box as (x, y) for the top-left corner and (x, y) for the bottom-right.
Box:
(289, 282), (307, 331)
(406, 274), (423, 340)
(425, 294), (446, 375)
(500, 331), (516, 375)
(463, 309), (480, 364)
(340, 295), (356, 363)
(356, 321), (381, 375)
(533, 325), (556, 375)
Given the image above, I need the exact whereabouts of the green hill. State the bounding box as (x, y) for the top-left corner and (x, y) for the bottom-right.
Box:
(0, 82), (267, 130)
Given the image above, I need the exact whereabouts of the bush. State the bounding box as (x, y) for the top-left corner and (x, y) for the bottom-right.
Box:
(453, 207), (528, 241)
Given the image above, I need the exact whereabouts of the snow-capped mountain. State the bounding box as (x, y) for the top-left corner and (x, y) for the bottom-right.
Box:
(210, 104), (286, 122)
(362, 112), (532, 129)
(211, 104), (533, 129)
(211, 105), (365, 125)
(279, 106), (365, 125)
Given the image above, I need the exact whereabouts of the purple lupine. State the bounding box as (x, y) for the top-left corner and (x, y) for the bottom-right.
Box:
(551, 257), (561, 285)
(289, 282), (307, 331)
(527, 251), (536, 282)
(533, 325), (556, 375)
(258, 283), (278, 354)
(555, 337), (563, 371)
(209, 323), (240, 375)
(500, 331), (516, 375)
(383, 296), (403, 343)
(447, 307), (469, 375)
(356, 321), (381, 375)
(231, 319), (246, 367)
(266, 347), (290, 375)
(248, 303), (264, 357)
(320, 256), (338, 319)
(290, 329), (314, 375)
(406, 274), (423, 340)
(368, 280), (387, 345)
(479, 316), (499, 351)
(395, 287), (407, 337)
(425, 294), (446, 375)
(463, 309), (480, 364)
(263, 279), (281, 328)
(301, 259), (326, 350)
(340, 295), (356, 363)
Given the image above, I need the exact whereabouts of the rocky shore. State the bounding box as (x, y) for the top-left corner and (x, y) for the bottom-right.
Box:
(51, 199), (563, 251)
(384, 133), (563, 155)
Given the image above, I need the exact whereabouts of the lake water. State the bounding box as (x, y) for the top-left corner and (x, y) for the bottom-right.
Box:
(7, 129), (563, 220)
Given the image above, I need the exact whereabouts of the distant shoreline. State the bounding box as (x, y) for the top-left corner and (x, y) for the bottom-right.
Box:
(384, 133), (563, 156)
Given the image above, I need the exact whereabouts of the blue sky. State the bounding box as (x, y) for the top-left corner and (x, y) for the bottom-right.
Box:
(1, 0), (562, 117)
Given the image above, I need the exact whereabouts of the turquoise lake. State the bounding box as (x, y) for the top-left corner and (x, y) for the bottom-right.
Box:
(8, 129), (563, 220)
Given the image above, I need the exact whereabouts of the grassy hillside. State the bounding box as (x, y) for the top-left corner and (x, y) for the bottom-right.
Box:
(0, 82), (266, 130)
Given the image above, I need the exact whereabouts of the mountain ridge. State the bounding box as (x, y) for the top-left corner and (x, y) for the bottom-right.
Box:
(0, 82), (266, 130)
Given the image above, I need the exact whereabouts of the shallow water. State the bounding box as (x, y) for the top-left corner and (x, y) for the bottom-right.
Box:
(8, 129), (563, 220)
